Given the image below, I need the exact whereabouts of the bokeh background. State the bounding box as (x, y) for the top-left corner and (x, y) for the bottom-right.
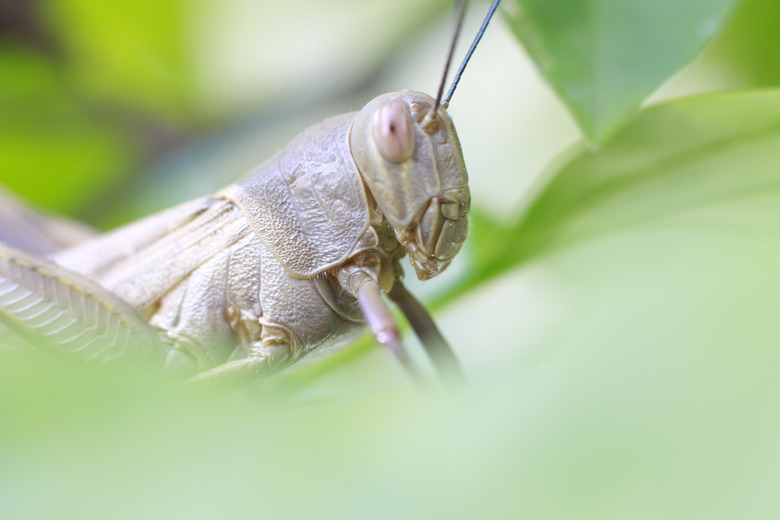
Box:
(3, 0), (780, 517)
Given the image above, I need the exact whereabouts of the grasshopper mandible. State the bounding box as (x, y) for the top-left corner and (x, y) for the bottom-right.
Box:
(0, 1), (501, 386)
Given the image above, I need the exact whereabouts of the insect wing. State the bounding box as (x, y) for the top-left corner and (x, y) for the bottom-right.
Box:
(0, 242), (167, 369)
(53, 197), (250, 311)
(0, 187), (95, 256)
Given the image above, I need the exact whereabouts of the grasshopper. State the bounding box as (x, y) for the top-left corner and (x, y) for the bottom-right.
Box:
(0, 1), (501, 386)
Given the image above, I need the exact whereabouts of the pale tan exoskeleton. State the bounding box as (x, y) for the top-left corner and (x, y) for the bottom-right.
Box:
(0, 0), (501, 387)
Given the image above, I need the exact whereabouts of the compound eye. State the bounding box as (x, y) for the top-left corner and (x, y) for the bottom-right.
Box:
(371, 99), (415, 163)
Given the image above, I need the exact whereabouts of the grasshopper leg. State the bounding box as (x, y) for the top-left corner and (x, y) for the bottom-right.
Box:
(189, 341), (290, 387)
(388, 280), (465, 388)
(189, 355), (269, 386)
(355, 279), (426, 387)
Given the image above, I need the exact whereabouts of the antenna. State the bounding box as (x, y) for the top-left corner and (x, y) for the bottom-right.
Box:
(442, 0), (501, 108)
(433, 0), (468, 109)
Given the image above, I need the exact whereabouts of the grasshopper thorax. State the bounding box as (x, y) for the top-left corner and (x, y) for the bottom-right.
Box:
(350, 90), (469, 280)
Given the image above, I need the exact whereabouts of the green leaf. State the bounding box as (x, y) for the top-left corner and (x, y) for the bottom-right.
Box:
(503, 0), (738, 143)
(513, 89), (780, 255)
(705, 0), (780, 87)
(452, 89), (780, 288)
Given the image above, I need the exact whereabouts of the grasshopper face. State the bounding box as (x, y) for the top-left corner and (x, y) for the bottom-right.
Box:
(350, 91), (470, 280)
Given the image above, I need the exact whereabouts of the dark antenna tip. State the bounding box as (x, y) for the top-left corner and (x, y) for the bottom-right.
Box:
(442, 0), (502, 107)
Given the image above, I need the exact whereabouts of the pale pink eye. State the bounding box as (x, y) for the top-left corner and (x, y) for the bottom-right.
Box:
(371, 99), (414, 163)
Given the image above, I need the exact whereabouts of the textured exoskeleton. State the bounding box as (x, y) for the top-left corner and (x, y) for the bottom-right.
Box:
(0, 91), (469, 382)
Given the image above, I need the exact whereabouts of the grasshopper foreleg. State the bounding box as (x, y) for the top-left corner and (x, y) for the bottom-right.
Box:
(349, 271), (425, 387)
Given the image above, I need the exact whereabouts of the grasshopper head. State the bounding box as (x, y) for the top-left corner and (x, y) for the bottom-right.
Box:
(350, 90), (469, 280)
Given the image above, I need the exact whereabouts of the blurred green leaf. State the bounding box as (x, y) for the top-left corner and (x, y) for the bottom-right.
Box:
(513, 89), (780, 254)
(0, 48), (132, 213)
(47, 0), (195, 121)
(705, 0), (780, 87)
(503, 0), (737, 143)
